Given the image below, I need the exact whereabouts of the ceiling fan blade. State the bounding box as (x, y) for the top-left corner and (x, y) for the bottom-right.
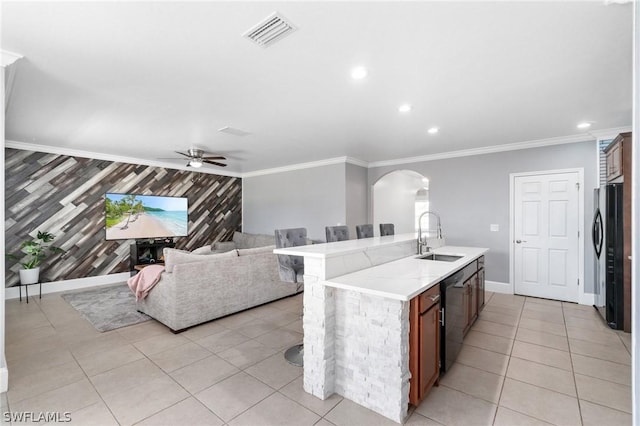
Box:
(174, 151), (192, 158)
(157, 157), (184, 160)
(202, 155), (226, 160)
(203, 160), (227, 167)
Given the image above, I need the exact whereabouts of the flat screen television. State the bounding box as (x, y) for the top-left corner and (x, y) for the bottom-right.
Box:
(105, 193), (188, 240)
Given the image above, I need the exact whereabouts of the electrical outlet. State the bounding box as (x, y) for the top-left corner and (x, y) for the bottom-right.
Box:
(490, 224), (499, 232)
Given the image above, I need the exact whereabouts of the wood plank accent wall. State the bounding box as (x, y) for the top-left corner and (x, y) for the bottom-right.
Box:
(4, 148), (242, 287)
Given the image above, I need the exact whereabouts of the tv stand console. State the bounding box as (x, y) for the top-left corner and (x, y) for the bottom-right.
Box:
(129, 240), (175, 275)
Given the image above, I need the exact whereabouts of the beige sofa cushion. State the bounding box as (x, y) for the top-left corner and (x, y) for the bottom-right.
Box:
(164, 248), (238, 273)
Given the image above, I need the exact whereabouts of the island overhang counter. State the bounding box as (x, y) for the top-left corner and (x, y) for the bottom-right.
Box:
(274, 234), (488, 423)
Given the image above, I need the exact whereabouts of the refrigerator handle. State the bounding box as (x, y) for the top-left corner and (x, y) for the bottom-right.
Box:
(592, 209), (603, 259)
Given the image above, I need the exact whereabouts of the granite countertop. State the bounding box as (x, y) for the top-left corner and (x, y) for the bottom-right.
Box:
(323, 246), (489, 301)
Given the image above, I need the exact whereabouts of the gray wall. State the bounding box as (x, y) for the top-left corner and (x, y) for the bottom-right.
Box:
(368, 141), (598, 291)
(345, 163), (369, 232)
(243, 163), (347, 241)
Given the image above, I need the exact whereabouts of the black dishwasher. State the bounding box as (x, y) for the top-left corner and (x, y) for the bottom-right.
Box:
(440, 271), (465, 373)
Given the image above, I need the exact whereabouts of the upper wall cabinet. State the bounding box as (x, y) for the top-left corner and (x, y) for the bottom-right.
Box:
(605, 133), (630, 183)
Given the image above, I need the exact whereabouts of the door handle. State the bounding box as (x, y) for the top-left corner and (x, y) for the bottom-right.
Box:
(515, 240), (527, 244)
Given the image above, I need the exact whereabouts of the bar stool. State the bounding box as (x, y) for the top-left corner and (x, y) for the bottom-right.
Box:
(274, 227), (308, 367)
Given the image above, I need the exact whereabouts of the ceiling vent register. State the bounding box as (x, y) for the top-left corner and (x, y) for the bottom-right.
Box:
(243, 12), (297, 48)
(218, 126), (251, 137)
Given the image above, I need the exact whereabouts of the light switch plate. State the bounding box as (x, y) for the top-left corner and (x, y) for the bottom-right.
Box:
(490, 224), (499, 232)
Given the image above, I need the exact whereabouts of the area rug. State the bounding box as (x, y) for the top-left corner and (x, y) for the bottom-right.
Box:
(62, 283), (151, 332)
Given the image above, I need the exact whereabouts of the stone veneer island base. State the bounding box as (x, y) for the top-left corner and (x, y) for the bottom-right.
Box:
(275, 234), (488, 423)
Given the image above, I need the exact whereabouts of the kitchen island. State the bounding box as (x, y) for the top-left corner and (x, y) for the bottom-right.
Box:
(274, 234), (488, 423)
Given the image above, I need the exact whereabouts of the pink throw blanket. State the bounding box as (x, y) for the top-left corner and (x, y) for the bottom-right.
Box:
(127, 265), (165, 301)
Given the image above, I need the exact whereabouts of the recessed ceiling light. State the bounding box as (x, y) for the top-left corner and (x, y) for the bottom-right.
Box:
(577, 122), (592, 129)
(398, 104), (412, 113)
(351, 66), (367, 80)
(427, 127), (439, 134)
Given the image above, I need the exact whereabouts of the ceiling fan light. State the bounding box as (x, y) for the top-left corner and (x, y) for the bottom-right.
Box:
(189, 159), (203, 168)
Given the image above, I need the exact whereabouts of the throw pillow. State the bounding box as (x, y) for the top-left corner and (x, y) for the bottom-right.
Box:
(192, 246), (213, 255)
(212, 241), (236, 252)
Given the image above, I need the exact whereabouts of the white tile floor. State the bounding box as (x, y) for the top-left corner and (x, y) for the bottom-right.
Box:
(1, 289), (632, 425)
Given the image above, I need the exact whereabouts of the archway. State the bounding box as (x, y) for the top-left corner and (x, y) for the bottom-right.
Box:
(372, 170), (429, 234)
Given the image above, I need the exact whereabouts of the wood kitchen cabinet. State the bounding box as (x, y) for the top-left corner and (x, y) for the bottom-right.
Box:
(605, 137), (623, 182)
(409, 285), (440, 405)
(460, 258), (481, 335)
(464, 273), (478, 335)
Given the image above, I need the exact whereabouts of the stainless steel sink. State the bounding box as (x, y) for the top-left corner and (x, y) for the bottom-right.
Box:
(417, 253), (463, 262)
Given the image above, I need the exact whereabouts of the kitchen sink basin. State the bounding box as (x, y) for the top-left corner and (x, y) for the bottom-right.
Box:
(417, 253), (464, 262)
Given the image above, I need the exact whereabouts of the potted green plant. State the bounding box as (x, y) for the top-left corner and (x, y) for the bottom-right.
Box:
(6, 231), (65, 285)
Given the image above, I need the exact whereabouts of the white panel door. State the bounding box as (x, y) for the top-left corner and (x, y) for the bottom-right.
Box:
(514, 172), (580, 302)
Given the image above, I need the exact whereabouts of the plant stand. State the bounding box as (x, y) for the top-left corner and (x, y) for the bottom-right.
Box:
(19, 282), (42, 303)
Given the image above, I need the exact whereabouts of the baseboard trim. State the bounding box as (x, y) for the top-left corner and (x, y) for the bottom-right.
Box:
(579, 293), (595, 306)
(485, 280), (512, 294)
(5, 272), (130, 300)
(486, 280), (596, 306)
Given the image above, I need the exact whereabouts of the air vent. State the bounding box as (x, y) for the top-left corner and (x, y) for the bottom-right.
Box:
(243, 12), (297, 48)
(218, 126), (251, 137)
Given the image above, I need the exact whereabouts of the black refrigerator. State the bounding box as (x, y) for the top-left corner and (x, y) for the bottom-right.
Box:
(592, 183), (624, 330)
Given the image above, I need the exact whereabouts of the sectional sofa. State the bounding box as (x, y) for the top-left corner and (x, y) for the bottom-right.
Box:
(136, 232), (301, 332)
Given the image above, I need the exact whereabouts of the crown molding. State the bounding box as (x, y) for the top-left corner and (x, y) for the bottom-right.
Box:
(4, 140), (242, 178)
(588, 126), (632, 141)
(6, 125), (632, 178)
(345, 156), (369, 168)
(1, 50), (23, 67)
(367, 127), (630, 168)
(242, 156), (366, 178)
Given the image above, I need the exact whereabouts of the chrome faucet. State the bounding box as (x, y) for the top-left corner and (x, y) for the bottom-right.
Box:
(417, 211), (443, 254)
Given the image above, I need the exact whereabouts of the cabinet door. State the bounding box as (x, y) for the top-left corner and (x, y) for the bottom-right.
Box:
(613, 144), (622, 178)
(419, 303), (440, 398)
(463, 280), (472, 333)
(606, 149), (614, 180)
(606, 141), (623, 182)
(470, 274), (478, 325)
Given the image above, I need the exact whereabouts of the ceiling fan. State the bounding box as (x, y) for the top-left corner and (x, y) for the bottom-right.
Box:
(159, 148), (227, 168)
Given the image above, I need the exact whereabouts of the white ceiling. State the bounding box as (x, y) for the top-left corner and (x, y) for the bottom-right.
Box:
(2, 1), (633, 174)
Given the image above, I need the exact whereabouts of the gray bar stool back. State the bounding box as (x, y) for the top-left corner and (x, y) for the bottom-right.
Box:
(356, 224), (374, 239)
(379, 223), (395, 236)
(325, 225), (350, 242)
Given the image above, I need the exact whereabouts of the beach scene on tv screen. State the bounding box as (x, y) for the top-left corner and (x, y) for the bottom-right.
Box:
(105, 193), (188, 240)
